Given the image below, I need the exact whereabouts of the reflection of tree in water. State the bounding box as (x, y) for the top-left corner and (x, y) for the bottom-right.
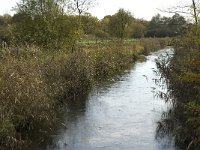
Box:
(153, 50), (176, 148)
(22, 92), (90, 150)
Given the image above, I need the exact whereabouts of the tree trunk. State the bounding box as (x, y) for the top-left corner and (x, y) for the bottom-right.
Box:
(192, 0), (198, 27)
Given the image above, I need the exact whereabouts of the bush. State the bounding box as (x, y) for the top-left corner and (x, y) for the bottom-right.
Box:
(156, 33), (200, 149)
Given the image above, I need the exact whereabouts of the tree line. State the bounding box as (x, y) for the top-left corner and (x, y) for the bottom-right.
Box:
(0, 0), (187, 49)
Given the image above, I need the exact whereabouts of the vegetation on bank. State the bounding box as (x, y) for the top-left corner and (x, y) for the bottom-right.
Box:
(154, 1), (200, 149)
(156, 26), (200, 149)
(0, 38), (169, 149)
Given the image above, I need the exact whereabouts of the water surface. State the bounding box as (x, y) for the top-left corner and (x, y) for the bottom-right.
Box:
(37, 49), (175, 150)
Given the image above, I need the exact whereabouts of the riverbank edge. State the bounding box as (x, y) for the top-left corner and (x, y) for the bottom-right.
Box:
(156, 36), (200, 149)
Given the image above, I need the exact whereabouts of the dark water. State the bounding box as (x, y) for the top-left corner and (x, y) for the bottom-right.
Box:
(35, 48), (175, 150)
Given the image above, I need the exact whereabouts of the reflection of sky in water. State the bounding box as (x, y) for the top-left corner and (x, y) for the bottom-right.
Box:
(43, 49), (175, 150)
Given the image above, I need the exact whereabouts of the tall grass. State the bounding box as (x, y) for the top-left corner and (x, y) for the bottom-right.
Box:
(0, 38), (168, 149)
(139, 38), (171, 55)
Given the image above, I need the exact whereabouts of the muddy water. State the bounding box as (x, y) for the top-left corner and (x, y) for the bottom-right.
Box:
(36, 48), (175, 150)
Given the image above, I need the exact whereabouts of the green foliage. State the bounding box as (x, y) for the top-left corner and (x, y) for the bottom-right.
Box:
(11, 0), (80, 49)
(129, 19), (147, 38)
(146, 13), (187, 37)
(80, 13), (99, 35)
(99, 15), (111, 35)
(108, 9), (133, 40)
(0, 14), (12, 43)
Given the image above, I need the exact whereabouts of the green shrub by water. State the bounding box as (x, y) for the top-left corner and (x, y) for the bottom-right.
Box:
(156, 33), (200, 149)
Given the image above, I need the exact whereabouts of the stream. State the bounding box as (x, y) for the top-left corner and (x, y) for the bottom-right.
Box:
(33, 48), (175, 150)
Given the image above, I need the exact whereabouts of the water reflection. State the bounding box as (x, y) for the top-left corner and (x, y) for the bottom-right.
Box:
(34, 49), (176, 150)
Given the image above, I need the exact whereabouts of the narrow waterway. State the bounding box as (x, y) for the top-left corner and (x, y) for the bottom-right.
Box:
(37, 48), (175, 150)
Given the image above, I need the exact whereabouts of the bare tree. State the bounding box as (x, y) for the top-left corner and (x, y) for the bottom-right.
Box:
(158, 0), (200, 26)
(192, 0), (198, 26)
(67, 0), (96, 16)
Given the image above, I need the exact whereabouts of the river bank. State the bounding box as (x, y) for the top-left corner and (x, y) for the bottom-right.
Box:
(156, 35), (200, 149)
(0, 38), (169, 149)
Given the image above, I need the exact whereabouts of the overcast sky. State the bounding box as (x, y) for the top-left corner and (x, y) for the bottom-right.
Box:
(0, 0), (191, 20)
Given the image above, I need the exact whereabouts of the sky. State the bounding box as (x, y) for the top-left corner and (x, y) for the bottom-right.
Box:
(0, 0), (191, 20)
